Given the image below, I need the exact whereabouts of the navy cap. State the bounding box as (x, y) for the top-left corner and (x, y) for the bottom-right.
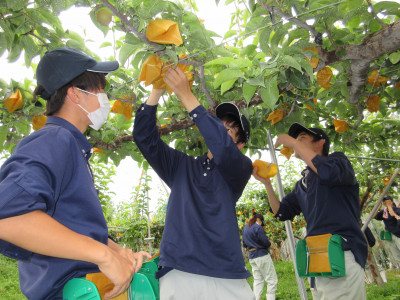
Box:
(288, 122), (330, 156)
(36, 47), (119, 100)
(215, 102), (250, 143)
(254, 213), (265, 226)
(383, 195), (393, 202)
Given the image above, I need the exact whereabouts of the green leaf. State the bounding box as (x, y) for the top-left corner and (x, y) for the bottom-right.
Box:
(340, 83), (350, 100)
(213, 68), (243, 89)
(99, 42), (112, 48)
(14, 17), (31, 35)
(125, 33), (143, 46)
(165, 48), (178, 65)
(65, 39), (84, 51)
(7, 42), (22, 63)
(247, 75), (265, 87)
(339, 0), (360, 11)
(389, 51), (400, 65)
(229, 58), (252, 69)
(368, 19), (382, 33)
(5, 0), (28, 10)
(298, 59), (314, 80)
(243, 82), (258, 104)
(286, 68), (310, 90)
(241, 44), (257, 57)
(119, 43), (137, 66)
(0, 32), (7, 57)
(67, 31), (85, 48)
(223, 30), (237, 40)
(50, 0), (66, 14)
(373, 1), (400, 15)
(260, 76), (279, 109)
(204, 57), (235, 67)
(21, 35), (38, 66)
(259, 27), (272, 55)
(279, 55), (302, 73)
(335, 48), (346, 58)
(0, 124), (7, 144)
(220, 78), (237, 94)
(245, 16), (265, 34)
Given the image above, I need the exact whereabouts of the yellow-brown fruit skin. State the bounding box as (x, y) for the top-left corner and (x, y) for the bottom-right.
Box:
(252, 160), (278, 178)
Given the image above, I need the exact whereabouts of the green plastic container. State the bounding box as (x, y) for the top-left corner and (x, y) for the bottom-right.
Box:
(380, 230), (392, 241)
(295, 234), (345, 278)
(63, 256), (159, 300)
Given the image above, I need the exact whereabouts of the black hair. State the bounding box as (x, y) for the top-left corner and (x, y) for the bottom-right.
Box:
(301, 132), (329, 156)
(248, 213), (257, 228)
(219, 114), (246, 144)
(33, 71), (107, 116)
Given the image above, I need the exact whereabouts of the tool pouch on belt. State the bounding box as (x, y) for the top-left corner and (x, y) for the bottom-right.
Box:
(295, 233), (345, 278)
(63, 255), (160, 300)
(380, 230), (392, 241)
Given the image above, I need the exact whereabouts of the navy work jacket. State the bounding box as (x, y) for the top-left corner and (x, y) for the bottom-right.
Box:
(375, 207), (400, 237)
(275, 152), (368, 269)
(0, 117), (107, 299)
(133, 104), (253, 279)
(242, 223), (271, 259)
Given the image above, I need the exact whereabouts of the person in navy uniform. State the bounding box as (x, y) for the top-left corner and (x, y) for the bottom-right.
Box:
(242, 212), (278, 300)
(253, 123), (367, 300)
(0, 47), (149, 300)
(375, 195), (400, 271)
(133, 67), (255, 300)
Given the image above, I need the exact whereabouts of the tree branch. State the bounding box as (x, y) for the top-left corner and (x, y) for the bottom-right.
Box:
(197, 66), (215, 108)
(259, 3), (319, 38)
(324, 21), (337, 50)
(366, 0), (387, 28)
(100, 0), (164, 51)
(346, 102), (366, 144)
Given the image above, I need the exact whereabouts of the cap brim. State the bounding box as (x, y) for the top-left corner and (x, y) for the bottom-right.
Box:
(216, 102), (251, 142)
(87, 61), (119, 73)
(288, 122), (322, 139)
(288, 123), (310, 138)
(216, 102), (241, 120)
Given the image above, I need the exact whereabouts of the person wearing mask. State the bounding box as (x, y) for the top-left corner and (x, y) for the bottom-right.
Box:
(0, 47), (150, 300)
(242, 212), (278, 300)
(133, 67), (254, 300)
(253, 123), (367, 300)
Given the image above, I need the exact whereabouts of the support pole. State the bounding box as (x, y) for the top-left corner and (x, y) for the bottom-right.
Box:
(361, 168), (400, 232)
(143, 171), (154, 255)
(267, 130), (308, 300)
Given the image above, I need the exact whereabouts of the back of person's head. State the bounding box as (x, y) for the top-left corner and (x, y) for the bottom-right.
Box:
(33, 47), (119, 116)
(248, 212), (264, 228)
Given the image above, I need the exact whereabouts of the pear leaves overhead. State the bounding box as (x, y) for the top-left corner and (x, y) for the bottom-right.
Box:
(0, 0), (400, 185)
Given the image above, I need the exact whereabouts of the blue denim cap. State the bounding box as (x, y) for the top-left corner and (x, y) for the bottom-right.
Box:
(36, 47), (119, 100)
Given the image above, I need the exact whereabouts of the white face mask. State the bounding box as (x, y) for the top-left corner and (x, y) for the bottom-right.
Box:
(75, 87), (110, 130)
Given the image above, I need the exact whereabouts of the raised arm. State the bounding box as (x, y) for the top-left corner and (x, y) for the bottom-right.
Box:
(163, 67), (200, 112)
(252, 168), (281, 214)
(146, 88), (165, 106)
(275, 134), (319, 174)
